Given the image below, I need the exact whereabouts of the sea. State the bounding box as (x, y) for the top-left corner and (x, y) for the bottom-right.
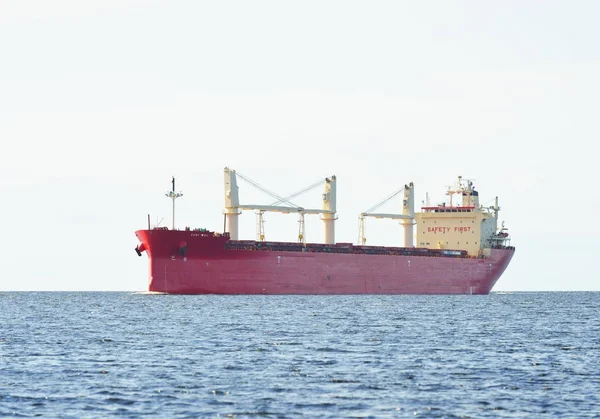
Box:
(1, 292), (599, 418)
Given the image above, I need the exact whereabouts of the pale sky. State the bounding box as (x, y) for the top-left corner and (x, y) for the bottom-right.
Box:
(1, 1), (598, 291)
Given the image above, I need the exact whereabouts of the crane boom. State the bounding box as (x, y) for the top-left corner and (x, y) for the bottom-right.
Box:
(223, 167), (337, 243)
(360, 213), (413, 220)
(358, 182), (415, 247)
(270, 178), (324, 206)
(363, 186), (407, 214)
(241, 205), (332, 215)
(236, 171), (300, 208)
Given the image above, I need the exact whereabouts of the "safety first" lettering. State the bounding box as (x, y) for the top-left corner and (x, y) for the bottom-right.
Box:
(427, 226), (472, 233)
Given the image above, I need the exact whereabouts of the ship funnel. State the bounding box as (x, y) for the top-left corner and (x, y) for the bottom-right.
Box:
(462, 180), (479, 208)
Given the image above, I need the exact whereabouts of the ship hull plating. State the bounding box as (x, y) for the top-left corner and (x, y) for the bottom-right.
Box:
(136, 229), (514, 295)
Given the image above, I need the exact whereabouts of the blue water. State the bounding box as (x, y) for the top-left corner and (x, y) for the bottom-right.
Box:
(1, 292), (599, 418)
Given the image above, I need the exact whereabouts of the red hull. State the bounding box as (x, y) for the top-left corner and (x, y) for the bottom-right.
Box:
(135, 229), (514, 295)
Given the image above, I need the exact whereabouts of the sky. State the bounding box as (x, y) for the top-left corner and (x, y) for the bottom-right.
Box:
(1, 1), (598, 292)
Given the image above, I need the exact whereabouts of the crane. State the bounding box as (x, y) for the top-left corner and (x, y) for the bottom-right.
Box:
(223, 167), (337, 244)
(357, 182), (415, 247)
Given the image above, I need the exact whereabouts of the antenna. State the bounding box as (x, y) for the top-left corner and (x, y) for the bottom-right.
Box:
(165, 176), (183, 230)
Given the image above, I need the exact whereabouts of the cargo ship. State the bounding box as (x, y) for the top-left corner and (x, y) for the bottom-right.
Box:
(134, 167), (514, 294)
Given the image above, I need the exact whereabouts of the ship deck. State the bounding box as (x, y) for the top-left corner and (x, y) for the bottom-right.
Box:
(225, 240), (473, 258)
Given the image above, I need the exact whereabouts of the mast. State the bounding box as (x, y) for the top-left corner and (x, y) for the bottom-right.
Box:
(165, 176), (183, 230)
